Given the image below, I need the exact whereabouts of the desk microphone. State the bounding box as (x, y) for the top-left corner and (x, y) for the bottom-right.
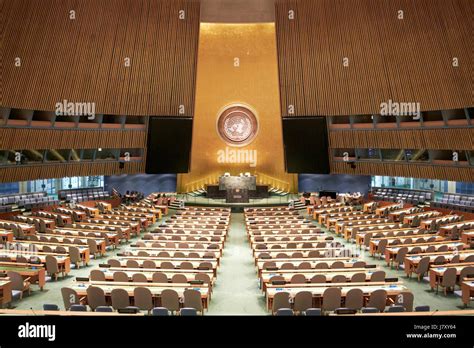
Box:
(430, 309), (439, 316)
(30, 307), (37, 316)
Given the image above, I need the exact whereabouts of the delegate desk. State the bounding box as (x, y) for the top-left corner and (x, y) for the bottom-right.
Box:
(429, 263), (474, 290)
(265, 282), (410, 312)
(325, 214), (375, 229)
(461, 278), (474, 307)
(0, 279), (12, 307)
(51, 228), (120, 247)
(0, 220), (36, 236)
(419, 215), (460, 230)
(115, 257), (219, 275)
(375, 204), (402, 216)
(0, 262), (46, 290)
(35, 234), (108, 256)
(12, 241), (90, 265)
(403, 211), (442, 225)
(343, 223), (403, 240)
(109, 211), (156, 224)
(0, 231), (13, 243)
(99, 268), (215, 287)
(248, 228), (323, 237)
(254, 247), (347, 259)
(66, 224), (131, 241)
(77, 205), (100, 217)
(354, 228), (426, 247)
(388, 208), (421, 221)
(256, 257), (363, 275)
(260, 268), (381, 291)
(335, 218), (391, 235)
(0, 250), (71, 275)
(250, 234), (330, 244)
(127, 247), (222, 259)
(403, 250), (474, 277)
(462, 230), (474, 245)
(83, 218), (140, 235)
(55, 208), (87, 221)
(100, 214), (149, 229)
(35, 211), (72, 225)
(385, 241), (466, 266)
(439, 220), (474, 237)
(72, 280), (210, 309)
(369, 234), (444, 255)
(145, 233), (226, 244)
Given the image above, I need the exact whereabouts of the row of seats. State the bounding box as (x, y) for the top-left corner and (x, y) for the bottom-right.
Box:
(372, 187), (432, 205)
(432, 193), (474, 212)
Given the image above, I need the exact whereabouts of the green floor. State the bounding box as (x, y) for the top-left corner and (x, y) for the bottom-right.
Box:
(11, 211), (469, 314)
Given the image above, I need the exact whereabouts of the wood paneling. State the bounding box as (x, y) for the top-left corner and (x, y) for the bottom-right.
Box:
(275, 0), (473, 116)
(0, 162), (144, 183)
(0, 128), (147, 150)
(329, 128), (474, 150)
(331, 160), (474, 182)
(2, 0), (200, 116)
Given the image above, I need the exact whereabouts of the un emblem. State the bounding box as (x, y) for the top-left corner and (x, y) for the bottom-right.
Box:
(216, 105), (258, 147)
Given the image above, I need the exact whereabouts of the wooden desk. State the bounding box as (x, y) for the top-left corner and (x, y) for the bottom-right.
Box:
(100, 268), (215, 287)
(126, 247), (221, 259)
(0, 279), (12, 307)
(83, 219), (140, 236)
(248, 228), (323, 236)
(115, 257), (218, 275)
(385, 241), (466, 266)
(369, 234), (444, 256)
(419, 215), (460, 230)
(52, 228), (120, 247)
(375, 204), (402, 216)
(354, 228), (425, 247)
(343, 223), (403, 240)
(0, 251), (71, 275)
(256, 257), (361, 275)
(56, 208), (87, 220)
(0, 262), (46, 290)
(439, 220), (474, 237)
(254, 247), (348, 259)
(72, 280), (209, 309)
(67, 224), (131, 241)
(388, 208), (421, 221)
(363, 202), (377, 213)
(35, 211), (72, 225)
(77, 205), (100, 218)
(403, 250), (474, 277)
(429, 263), (474, 290)
(332, 309), (474, 316)
(0, 220), (36, 235)
(260, 268), (380, 291)
(99, 215), (148, 229)
(265, 282), (409, 311)
(403, 211), (442, 225)
(0, 230), (13, 243)
(461, 278), (474, 307)
(38, 233), (108, 256)
(249, 234), (329, 244)
(462, 230), (474, 245)
(12, 241), (90, 265)
(335, 218), (391, 235)
(109, 211), (156, 224)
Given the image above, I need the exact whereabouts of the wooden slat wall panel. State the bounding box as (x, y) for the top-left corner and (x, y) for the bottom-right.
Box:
(0, 129), (147, 150)
(329, 128), (474, 150)
(0, 162), (144, 183)
(275, 0), (473, 116)
(2, 0), (200, 116)
(330, 161), (474, 182)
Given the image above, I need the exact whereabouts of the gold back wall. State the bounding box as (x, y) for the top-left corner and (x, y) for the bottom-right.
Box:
(178, 23), (296, 193)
